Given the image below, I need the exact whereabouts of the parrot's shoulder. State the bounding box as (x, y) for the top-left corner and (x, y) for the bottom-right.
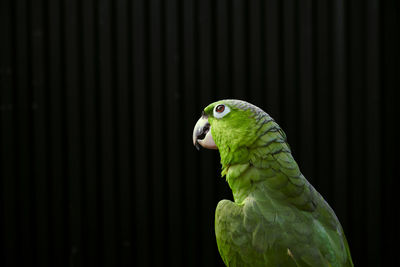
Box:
(215, 199), (250, 266)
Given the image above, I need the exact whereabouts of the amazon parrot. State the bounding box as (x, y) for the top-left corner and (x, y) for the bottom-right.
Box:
(192, 99), (353, 267)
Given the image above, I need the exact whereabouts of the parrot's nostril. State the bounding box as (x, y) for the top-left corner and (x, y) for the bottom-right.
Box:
(197, 123), (210, 140)
(197, 131), (207, 140)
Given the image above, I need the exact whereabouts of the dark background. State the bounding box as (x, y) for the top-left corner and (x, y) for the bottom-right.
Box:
(0, 0), (399, 266)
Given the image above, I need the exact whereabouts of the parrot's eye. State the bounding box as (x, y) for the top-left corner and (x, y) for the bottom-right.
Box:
(213, 104), (231, 119)
(216, 105), (225, 113)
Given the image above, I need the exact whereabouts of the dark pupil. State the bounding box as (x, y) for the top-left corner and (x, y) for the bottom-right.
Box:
(216, 105), (225, 113)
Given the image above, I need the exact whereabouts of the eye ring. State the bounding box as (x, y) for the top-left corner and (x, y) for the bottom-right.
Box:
(213, 104), (231, 119)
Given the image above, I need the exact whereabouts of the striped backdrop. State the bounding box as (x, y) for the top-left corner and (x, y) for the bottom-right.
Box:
(0, 0), (399, 266)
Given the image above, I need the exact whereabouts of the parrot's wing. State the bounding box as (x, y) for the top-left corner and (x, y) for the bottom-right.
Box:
(256, 151), (353, 267)
(216, 189), (353, 266)
(272, 150), (353, 267)
(215, 199), (313, 266)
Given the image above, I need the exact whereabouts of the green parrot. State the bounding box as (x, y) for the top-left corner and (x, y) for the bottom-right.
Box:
(192, 99), (353, 267)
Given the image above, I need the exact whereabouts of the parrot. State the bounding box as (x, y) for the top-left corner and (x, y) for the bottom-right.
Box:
(192, 99), (353, 267)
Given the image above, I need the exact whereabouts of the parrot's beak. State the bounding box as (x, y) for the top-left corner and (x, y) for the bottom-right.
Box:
(193, 114), (218, 150)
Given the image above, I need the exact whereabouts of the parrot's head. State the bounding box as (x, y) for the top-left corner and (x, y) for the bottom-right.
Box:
(193, 99), (274, 166)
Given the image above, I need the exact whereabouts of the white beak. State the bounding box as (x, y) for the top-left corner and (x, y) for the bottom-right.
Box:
(192, 115), (218, 150)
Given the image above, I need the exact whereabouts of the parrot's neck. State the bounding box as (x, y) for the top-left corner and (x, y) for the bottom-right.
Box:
(220, 131), (294, 204)
(225, 166), (253, 204)
(223, 162), (266, 204)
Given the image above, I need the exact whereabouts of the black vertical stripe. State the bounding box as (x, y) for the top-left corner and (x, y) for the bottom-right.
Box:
(0, 1), (16, 266)
(165, 0), (183, 265)
(64, 0), (83, 266)
(298, 0), (315, 183)
(47, 0), (67, 265)
(381, 1), (399, 264)
(148, 0), (166, 265)
(215, 0), (231, 100)
(81, 0), (100, 266)
(264, 0), (281, 120)
(348, 1), (367, 264)
(248, 0), (263, 104)
(97, 0), (117, 265)
(332, 0), (349, 229)
(348, 1), (368, 265)
(314, 0), (332, 196)
(281, 0), (297, 148)
(231, 0), (247, 99)
(31, 0), (49, 265)
(115, 0), (132, 266)
(14, 0), (34, 265)
(365, 0), (381, 265)
(132, 0), (150, 265)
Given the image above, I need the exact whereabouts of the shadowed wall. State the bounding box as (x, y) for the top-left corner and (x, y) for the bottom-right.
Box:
(0, 0), (399, 266)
